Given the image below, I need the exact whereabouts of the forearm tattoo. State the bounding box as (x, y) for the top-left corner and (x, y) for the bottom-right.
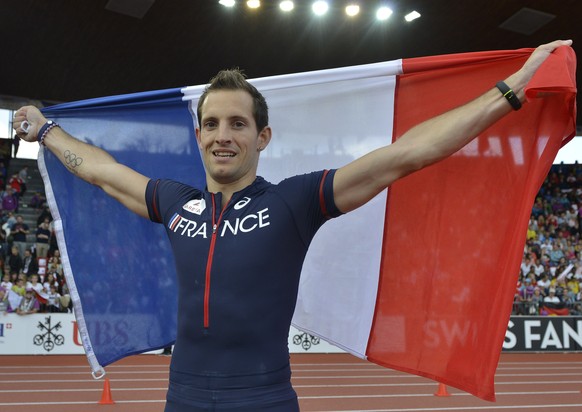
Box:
(63, 149), (83, 173)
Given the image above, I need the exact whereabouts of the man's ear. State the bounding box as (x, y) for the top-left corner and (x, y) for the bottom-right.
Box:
(258, 126), (272, 151)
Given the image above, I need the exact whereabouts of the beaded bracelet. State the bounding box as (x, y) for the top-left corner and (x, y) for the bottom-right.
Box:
(37, 120), (61, 146)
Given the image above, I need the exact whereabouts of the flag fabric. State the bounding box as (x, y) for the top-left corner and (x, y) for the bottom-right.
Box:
(39, 46), (576, 399)
(6, 288), (22, 310)
(33, 289), (48, 305)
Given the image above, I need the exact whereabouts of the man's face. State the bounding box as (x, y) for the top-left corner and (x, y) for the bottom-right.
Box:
(196, 90), (271, 190)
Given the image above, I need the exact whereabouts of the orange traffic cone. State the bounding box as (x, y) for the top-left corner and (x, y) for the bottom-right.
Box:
(433, 382), (451, 397)
(98, 378), (115, 405)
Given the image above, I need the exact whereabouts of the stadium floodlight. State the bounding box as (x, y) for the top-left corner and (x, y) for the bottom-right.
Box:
(376, 6), (393, 21)
(247, 0), (260, 8)
(218, 0), (236, 7)
(312, 1), (329, 16)
(280, 0), (294, 12)
(345, 4), (360, 17)
(405, 10), (421, 22)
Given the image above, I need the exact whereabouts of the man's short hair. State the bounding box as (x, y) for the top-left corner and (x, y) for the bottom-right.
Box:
(197, 68), (269, 131)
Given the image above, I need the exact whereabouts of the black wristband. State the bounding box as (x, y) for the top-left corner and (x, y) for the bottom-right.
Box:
(496, 81), (522, 111)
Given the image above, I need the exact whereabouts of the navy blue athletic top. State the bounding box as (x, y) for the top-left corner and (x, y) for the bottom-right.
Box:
(145, 170), (342, 388)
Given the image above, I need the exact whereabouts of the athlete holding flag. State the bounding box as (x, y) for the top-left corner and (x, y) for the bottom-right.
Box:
(13, 40), (572, 411)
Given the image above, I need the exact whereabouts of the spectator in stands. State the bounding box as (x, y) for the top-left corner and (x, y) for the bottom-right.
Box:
(565, 244), (577, 261)
(46, 284), (61, 313)
(45, 267), (61, 288)
(8, 271), (18, 286)
(531, 198), (544, 218)
(17, 166), (28, 181)
(537, 273), (551, 295)
(549, 244), (565, 266)
(35, 218), (51, 258)
(17, 167), (28, 197)
(28, 191), (46, 210)
(36, 205), (52, 226)
(11, 215), (29, 258)
(0, 226), (8, 260)
(26, 273), (46, 312)
(540, 238), (552, 253)
(22, 249), (38, 277)
(555, 279), (568, 298)
(530, 288), (543, 314)
(48, 233), (59, 257)
(18, 165), (28, 186)
(2, 211), (16, 238)
(11, 277), (25, 297)
(1, 273), (12, 291)
(16, 289), (39, 315)
(526, 224), (537, 241)
(533, 260), (545, 277)
(573, 281), (582, 312)
(1, 186), (18, 213)
(49, 250), (63, 276)
(562, 284), (577, 308)
(8, 174), (24, 198)
(520, 256), (533, 275)
(11, 134), (19, 158)
(513, 286), (525, 315)
(26, 273), (43, 294)
(0, 288), (10, 314)
(543, 288), (560, 305)
(43, 272), (58, 293)
(5, 246), (23, 275)
(519, 278), (536, 314)
(567, 276), (580, 295)
(60, 282), (72, 313)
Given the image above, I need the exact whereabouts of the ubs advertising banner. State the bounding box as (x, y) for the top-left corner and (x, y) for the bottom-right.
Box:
(1, 314), (581, 355)
(0, 314), (343, 355)
(0, 314), (84, 355)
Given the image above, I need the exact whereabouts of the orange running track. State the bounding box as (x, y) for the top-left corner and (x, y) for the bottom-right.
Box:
(1, 353), (582, 411)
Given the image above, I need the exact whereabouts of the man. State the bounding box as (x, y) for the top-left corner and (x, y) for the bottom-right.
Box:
(0, 288), (11, 314)
(15, 289), (40, 315)
(35, 218), (51, 258)
(13, 40), (571, 411)
(11, 215), (30, 258)
(5, 246), (23, 276)
(22, 248), (39, 276)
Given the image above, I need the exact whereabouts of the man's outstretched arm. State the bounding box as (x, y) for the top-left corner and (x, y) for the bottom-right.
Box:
(333, 39), (573, 214)
(13, 106), (150, 219)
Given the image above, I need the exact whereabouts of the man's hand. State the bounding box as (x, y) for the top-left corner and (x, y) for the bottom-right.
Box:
(510, 39), (573, 99)
(524, 39), (573, 75)
(13, 106), (48, 143)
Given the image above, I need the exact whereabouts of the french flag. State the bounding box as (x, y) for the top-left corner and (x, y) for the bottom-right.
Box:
(39, 46), (576, 400)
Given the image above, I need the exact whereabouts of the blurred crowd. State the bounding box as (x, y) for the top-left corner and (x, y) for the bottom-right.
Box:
(0, 163), (68, 315)
(514, 163), (582, 315)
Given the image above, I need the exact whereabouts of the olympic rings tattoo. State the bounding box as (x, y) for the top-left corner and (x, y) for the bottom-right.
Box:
(63, 150), (83, 169)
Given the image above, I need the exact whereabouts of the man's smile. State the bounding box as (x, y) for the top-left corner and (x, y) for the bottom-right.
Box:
(213, 150), (236, 158)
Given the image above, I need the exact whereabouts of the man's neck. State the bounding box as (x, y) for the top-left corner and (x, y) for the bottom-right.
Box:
(206, 175), (256, 207)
